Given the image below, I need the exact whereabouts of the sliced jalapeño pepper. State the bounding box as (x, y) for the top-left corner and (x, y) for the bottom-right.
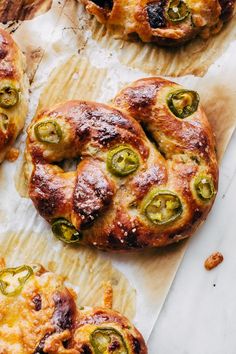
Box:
(194, 175), (215, 201)
(107, 145), (139, 177)
(142, 189), (183, 225)
(0, 113), (9, 133)
(34, 120), (62, 144)
(90, 328), (128, 354)
(0, 85), (19, 108)
(166, 0), (189, 22)
(167, 89), (199, 119)
(0, 265), (33, 297)
(52, 218), (81, 244)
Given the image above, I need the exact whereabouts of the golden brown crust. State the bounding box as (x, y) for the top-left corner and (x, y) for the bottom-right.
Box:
(0, 265), (147, 353)
(71, 307), (147, 354)
(0, 28), (28, 163)
(26, 77), (218, 251)
(5, 146), (19, 161)
(81, 0), (235, 45)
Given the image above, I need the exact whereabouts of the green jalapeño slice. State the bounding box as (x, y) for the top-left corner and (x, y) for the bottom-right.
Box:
(107, 145), (139, 177)
(34, 120), (62, 144)
(167, 89), (199, 119)
(90, 328), (128, 354)
(0, 113), (9, 133)
(142, 189), (183, 225)
(52, 218), (81, 244)
(194, 175), (215, 201)
(0, 265), (33, 297)
(0, 84), (19, 108)
(166, 0), (189, 22)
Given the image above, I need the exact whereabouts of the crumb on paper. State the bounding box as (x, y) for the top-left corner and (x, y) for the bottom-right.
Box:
(68, 287), (77, 300)
(5, 148), (19, 162)
(103, 281), (113, 309)
(26, 47), (45, 83)
(0, 258), (6, 270)
(47, 261), (57, 273)
(204, 252), (224, 271)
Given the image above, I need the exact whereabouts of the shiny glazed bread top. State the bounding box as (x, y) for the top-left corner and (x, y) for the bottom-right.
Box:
(26, 77), (218, 251)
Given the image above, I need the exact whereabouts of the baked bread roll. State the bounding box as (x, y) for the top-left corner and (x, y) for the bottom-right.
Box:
(73, 307), (147, 353)
(81, 0), (236, 45)
(0, 28), (28, 163)
(0, 263), (147, 353)
(26, 77), (218, 251)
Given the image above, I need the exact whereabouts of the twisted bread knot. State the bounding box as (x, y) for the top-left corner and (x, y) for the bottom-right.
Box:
(73, 307), (147, 353)
(0, 28), (28, 163)
(26, 78), (218, 251)
(82, 0), (235, 45)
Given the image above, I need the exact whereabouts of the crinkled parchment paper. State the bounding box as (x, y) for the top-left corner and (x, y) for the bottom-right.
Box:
(0, 0), (236, 341)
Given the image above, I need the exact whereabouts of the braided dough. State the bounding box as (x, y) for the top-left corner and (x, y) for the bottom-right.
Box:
(0, 28), (28, 163)
(81, 0), (236, 45)
(0, 264), (147, 353)
(26, 77), (218, 251)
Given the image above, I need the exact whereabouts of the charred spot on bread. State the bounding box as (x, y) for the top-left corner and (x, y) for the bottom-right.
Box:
(34, 333), (51, 354)
(147, 1), (167, 28)
(219, 0), (235, 21)
(32, 294), (42, 311)
(81, 344), (93, 354)
(90, 0), (113, 10)
(52, 291), (76, 331)
(132, 336), (142, 354)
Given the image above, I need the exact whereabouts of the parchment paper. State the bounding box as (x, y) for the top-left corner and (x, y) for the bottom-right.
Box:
(0, 0), (236, 342)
